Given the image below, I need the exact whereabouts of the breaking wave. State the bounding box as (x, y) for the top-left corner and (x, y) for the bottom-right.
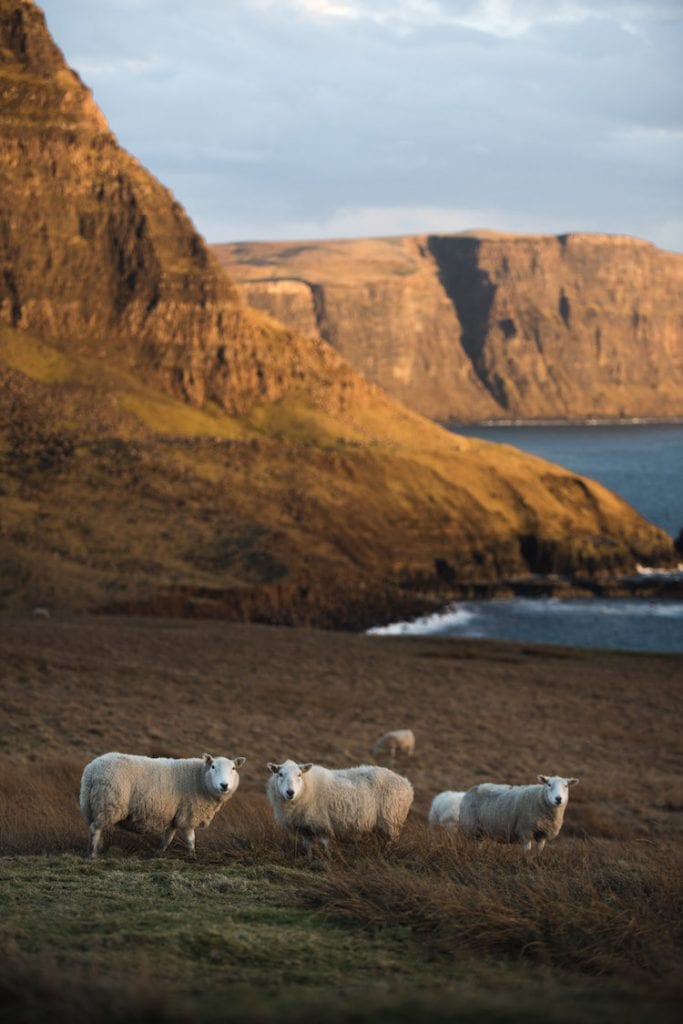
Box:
(367, 598), (683, 652)
(367, 606), (476, 636)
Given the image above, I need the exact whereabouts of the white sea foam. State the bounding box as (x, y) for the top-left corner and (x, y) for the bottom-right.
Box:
(367, 605), (477, 636)
(635, 563), (683, 578)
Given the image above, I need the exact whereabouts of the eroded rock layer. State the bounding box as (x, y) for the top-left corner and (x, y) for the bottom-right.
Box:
(214, 233), (683, 422)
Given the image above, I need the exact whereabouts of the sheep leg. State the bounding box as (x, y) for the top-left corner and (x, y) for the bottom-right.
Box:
(160, 826), (177, 853)
(521, 838), (533, 856)
(180, 827), (196, 857)
(88, 823), (104, 859)
(301, 833), (330, 858)
(535, 838), (547, 855)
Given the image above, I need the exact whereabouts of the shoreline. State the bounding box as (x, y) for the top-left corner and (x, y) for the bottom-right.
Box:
(63, 567), (683, 637)
(444, 416), (683, 428)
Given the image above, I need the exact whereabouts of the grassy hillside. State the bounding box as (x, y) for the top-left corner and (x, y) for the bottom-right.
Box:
(0, 617), (681, 1022)
(1, 321), (674, 624)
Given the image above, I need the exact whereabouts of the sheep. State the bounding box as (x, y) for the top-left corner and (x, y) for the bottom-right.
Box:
(372, 729), (415, 760)
(266, 759), (413, 852)
(428, 790), (465, 829)
(459, 775), (579, 855)
(79, 751), (246, 858)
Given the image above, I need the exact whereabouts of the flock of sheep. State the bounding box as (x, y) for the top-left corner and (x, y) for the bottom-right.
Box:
(79, 729), (578, 859)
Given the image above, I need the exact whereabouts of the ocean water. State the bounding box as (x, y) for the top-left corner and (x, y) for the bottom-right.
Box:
(448, 421), (683, 539)
(370, 423), (683, 652)
(368, 597), (683, 653)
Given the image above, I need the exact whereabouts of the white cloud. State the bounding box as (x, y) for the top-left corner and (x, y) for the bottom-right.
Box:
(212, 203), (565, 243)
(72, 55), (162, 78)
(614, 125), (683, 144)
(291, 0), (358, 17)
(277, 0), (682, 37)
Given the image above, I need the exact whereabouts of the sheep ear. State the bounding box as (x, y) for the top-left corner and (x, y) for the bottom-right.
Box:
(233, 757), (246, 769)
(567, 777), (579, 786)
(203, 753), (213, 765)
(267, 762), (280, 774)
(300, 763), (313, 773)
(538, 775), (549, 785)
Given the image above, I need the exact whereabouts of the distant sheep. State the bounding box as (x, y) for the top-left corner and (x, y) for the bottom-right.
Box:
(372, 729), (415, 760)
(266, 759), (414, 852)
(428, 790), (465, 829)
(80, 752), (246, 858)
(459, 775), (579, 855)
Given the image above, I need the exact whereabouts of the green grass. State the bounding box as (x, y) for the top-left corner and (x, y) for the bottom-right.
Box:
(1, 849), (680, 1024)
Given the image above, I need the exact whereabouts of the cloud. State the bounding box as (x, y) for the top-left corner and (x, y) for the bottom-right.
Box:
(199, 203), (569, 245)
(278, 0), (682, 37)
(73, 56), (162, 78)
(39, 0), (683, 252)
(291, 0), (358, 18)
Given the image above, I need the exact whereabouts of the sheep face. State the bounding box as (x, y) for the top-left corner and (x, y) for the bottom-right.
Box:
(538, 775), (579, 808)
(267, 759), (313, 802)
(203, 754), (246, 799)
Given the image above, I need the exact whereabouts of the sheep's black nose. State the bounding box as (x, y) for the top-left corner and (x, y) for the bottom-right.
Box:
(220, 783), (229, 792)
(555, 796), (562, 804)
(286, 789), (294, 799)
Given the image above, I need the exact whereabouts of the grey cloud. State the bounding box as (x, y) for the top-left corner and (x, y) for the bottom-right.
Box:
(38, 1), (683, 250)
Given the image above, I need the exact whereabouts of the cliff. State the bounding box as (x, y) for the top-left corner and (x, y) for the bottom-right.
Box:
(0, 1), (675, 625)
(214, 232), (683, 422)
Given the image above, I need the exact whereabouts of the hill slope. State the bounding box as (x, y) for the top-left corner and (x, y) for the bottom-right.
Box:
(214, 232), (683, 422)
(0, 0), (675, 624)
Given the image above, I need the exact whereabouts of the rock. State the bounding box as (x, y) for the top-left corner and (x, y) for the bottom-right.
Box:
(214, 232), (683, 422)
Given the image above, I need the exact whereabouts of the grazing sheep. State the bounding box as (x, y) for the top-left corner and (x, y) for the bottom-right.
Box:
(266, 759), (413, 852)
(372, 729), (415, 760)
(459, 775), (579, 855)
(80, 752), (246, 858)
(428, 790), (465, 829)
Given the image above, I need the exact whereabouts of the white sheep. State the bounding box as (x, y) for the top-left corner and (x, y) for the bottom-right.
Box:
(372, 729), (415, 760)
(79, 751), (246, 858)
(459, 775), (579, 855)
(266, 759), (414, 852)
(428, 790), (465, 829)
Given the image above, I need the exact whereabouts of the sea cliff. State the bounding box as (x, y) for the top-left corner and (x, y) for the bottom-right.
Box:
(214, 232), (683, 422)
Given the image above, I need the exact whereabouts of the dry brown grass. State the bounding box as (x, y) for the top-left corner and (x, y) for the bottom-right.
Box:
(300, 824), (683, 982)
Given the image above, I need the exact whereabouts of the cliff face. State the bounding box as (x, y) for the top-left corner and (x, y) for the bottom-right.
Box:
(214, 232), (683, 421)
(0, 0), (367, 419)
(0, 1), (675, 624)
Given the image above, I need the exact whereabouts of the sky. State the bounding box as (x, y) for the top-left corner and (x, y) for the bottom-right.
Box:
(39, 0), (683, 251)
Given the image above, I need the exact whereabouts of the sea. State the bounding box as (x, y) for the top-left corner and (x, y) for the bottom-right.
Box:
(369, 422), (683, 653)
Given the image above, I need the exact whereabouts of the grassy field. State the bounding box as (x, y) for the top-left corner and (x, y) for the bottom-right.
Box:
(0, 617), (681, 1022)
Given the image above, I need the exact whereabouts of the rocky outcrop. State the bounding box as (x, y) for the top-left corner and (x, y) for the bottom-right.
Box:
(0, 0), (367, 420)
(0, 1), (676, 625)
(214, 232), (683, 422)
